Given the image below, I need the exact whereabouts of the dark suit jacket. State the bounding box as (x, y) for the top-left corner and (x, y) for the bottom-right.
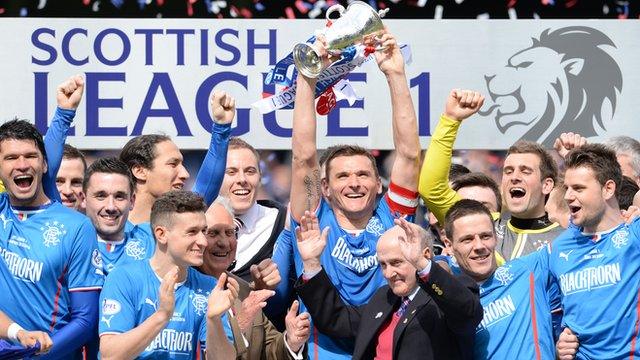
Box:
(227, 273), (306, 360)
(294, 263), (482, 360)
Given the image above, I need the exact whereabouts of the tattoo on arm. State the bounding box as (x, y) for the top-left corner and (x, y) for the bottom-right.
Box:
(303, 169), (321, 211)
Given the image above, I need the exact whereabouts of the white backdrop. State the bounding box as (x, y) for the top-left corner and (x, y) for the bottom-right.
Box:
(0, 19), (637, 149)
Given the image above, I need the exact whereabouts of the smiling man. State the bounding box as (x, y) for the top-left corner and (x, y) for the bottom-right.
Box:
(55, 144), (87, 212)
(443, 199), (561, 359)
(294, 212), (481, 360)
(120, 91), (235, 227)
(98, 191), (238, 360)
(83, 157), (156, 275)
(0, 119), (103, 359)
(419, 89), (563, 262)
(218, 138), (287, 282)
(287, 31), (422, 359)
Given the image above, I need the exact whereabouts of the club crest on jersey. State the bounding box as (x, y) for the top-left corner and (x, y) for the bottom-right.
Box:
(125, 240), (146, 260)
(611, 229), (629, 249)
(365, 217), (385, 236)
(40, 221), (66, 247)
(494, 266), (513, 286)
(190, 289), (209, 316)
(92, 249), (103, 273)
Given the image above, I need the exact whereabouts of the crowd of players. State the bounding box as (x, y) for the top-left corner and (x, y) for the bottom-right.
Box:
(0, 29), (639, 360)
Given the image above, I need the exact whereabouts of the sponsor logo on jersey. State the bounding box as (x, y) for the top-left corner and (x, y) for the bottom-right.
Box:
(330, 236), (378, 273)
(610, 228), (629, 249)
(102, 299), (122, 315)
(559, 263), (621, 295)
(145, 329), (193, 354)
(581, 248), (604, 262)
(478, 295), (516, 331)
(0, 246), (43, 283)
(8, 235), (30, 250)
(124, 239), (146, 260)
(40, 221), (66, 247)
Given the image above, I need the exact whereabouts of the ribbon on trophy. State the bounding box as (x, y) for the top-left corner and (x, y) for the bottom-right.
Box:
(252, 40), (412, 115)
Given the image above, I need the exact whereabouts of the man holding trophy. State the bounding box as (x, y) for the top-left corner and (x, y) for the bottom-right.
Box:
(283, 3), (423, 358)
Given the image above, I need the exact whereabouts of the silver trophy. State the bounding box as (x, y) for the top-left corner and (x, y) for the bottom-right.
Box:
(293, 1), (389, 78)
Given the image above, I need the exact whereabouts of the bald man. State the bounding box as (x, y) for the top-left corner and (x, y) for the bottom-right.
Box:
(294, 213), (482, 360)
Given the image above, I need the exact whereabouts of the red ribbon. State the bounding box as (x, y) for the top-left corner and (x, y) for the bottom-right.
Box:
(316, 87), (337, 115)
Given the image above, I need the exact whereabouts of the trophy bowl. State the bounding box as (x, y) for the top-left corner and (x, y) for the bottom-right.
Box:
(293, 1), (389, 78)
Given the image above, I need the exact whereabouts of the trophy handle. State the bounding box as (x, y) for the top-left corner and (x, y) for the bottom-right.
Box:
(325, 4), (345, 21)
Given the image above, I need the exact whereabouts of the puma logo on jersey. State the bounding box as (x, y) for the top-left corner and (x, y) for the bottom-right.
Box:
(101, 315), (114, 327)
(0, 213), (12, 229)
(145, 298), (158, 311)
(559, 250), (574, 261)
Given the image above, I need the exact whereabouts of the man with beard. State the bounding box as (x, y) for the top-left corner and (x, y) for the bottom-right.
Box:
(419, 89), (562, 261)
(286, 30), (421, 359)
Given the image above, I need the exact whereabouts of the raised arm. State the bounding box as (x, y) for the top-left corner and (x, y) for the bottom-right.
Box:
(292, 211), (362, 338)
(396, 218), (482, 334)
(44, 75), (84, 201)
(418, 90), (484, 224)
(375, 31), (420, 191)
(290, 51), (324, 222)
(193, 91), (233, 206)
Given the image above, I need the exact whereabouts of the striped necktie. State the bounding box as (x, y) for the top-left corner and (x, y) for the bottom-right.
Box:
(396, 297), (410, 317)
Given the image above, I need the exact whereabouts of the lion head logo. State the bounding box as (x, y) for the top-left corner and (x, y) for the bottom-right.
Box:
(479, 26), (622, 146)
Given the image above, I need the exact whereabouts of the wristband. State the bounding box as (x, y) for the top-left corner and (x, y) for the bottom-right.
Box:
(7, 323), (24, 342)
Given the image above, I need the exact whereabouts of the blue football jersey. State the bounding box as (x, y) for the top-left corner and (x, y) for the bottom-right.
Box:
(98, 224), (156, 275)
(99, 260), (231, 359)
(0, 193), (103, 333)
(549, 220), (640, 359)
(475, 247), (557, 360)
(290, 195), (415, 360)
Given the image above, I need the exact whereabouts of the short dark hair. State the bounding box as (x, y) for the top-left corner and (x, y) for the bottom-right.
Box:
(319, 145), (343, 167)
(449, 163), (471, 183)
(119, 135), (171, 181)
(452, 172), (502, 212)
(228, 137), (260, 170)
(565, 143), (622, 196)
(324, 145), (379, 180)
(83, 157), (135, 194)
(617, 176), (638, 211)
(150, 191), (206, 230)
(507, 140), (558, 184)
(0, 120), (47, 163)
(63, 144), (87, 171)
(444, 199), (493, 240)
